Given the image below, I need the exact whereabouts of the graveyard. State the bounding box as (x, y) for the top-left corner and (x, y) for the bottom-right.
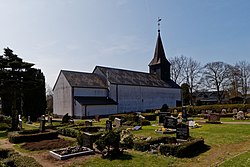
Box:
(1, 109), (250, 167)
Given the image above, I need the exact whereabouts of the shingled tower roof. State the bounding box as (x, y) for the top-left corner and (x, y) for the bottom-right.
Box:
(149, 32), (170, 66)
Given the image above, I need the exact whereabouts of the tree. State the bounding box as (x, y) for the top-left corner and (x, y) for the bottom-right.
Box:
(0, 48), (46, 130)
(236, 61), (250, 103)
(182, 57), (201, 105)
(46, 83), (53, 115)
(170, 55), (186, 85)
(200, 61), (230, 104)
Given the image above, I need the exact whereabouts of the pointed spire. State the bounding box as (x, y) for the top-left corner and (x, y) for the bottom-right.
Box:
(149, 32), (169, 66)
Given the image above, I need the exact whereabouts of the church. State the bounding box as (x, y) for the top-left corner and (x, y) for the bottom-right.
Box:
(53, 30), (181, 118)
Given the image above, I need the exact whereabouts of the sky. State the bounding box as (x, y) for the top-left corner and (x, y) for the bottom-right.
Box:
(0, 0), (250, 87)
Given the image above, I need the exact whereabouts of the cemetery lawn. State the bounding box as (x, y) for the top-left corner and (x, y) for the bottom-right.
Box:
(2, 119), (250, 166)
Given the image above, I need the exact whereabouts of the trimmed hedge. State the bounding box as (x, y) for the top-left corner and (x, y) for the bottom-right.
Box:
(159, 138), (205, 157)
(78, 126), (102, 133)
(18, 129), (40, 134)
(57, 127), (79, 138)
(141, 113), (157, 121)
(0, 151), (42, 167)
(8, 130), (58, 144)
(170, 104), (250, 115)
(133, 141), (150, 152)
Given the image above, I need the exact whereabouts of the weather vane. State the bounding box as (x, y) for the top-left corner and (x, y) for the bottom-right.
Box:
(158, 17), (162, 33)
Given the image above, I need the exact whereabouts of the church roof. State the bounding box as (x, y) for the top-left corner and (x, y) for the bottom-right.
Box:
(94, 66), (180, 88)
(61, 70), (107, 88)
(149, 32), (170, 66)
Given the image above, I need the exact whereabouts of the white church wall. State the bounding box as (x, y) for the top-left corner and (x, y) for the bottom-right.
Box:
(53, 73), (73, 116)
(74, 102), (117, 117)
(115, 85), (181, 113)
(74, 87), (107, 97)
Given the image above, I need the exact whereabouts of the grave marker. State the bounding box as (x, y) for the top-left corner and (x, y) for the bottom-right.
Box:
(40, 115), (46, 132)
(176, 123), (189, 140)
(163, 116), (177, 129)
(114, 117), (122, 127)
(159, 112), (171, 123)
(106, 120), (112, 131)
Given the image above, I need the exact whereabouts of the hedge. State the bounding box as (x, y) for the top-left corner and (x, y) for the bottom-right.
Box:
(8, 130), (58, 144)
(133, 141), (150, 152)
(141, 113), (157, 121)
(170, 104), (250, 115)
(159, 138), (205, 157)
(57, 127), (80, 138)
(78, 126), (102, 132)
(0, 151), (42, 167)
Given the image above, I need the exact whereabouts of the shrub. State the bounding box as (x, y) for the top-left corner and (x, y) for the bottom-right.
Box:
(0, 123), (10, 131)
(8, 130), (58, 144)
(57, 127), (79, 137)
(140, 120), (151, 126)
(18, 129), (40, 134)
(133, 141), (150, 152)
(78, 126), (102, 132)
(141, 113), (157, 121)
(159, 138), (205, 157)
(0, 148), (11, 159)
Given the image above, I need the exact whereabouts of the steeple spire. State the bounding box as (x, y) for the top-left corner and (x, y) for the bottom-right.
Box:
(157, 17), (161, 33)
(149, 18), (171, 82)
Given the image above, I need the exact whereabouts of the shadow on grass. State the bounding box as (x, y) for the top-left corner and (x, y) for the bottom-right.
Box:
(183, 144), (211, 158)
(105, 152), (134, 161)
(0, 131), (8, 138)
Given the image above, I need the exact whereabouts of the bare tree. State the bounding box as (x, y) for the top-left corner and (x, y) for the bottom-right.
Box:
(227, 65), (241, 97)
(170, 55), (187, 85)
(201, 61), (231, 103)
(236, 61), (250, 103)
(182, 57), (201, 105)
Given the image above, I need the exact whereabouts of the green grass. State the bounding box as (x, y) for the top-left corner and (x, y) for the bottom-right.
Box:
(70, 151), (178, 167)
(219, 150), (250, 167)
(190, 124), (250, 146)
(0, 130), (8, 139)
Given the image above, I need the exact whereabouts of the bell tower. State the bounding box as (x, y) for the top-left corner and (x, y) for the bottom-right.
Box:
(149, 18), (171, 82)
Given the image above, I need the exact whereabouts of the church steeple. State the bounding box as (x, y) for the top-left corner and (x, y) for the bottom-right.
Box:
(149, 21), (171, 82)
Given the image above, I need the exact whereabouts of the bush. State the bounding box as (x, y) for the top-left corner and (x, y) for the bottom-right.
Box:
(57, 127), (79, 138)
(0, 123), (10, 131)
(159, 138), (205, 157)
(18, 129), (40, 134)
(78, 126), (102, 132)
(141, 113), (157, 121)
(133, 141), (150, 152)
(140, 120), (151, 126)
(8, 130), (58, 144)
(0, 149), (41, 167)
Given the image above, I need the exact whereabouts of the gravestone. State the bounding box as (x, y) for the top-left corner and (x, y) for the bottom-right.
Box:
(176, 123), (189, 140)
(95, 115), (100, 122)
(221, 109), (227, 115)
(182, 107), (187, 122)
(48, 116), (53, 125)
(159, 112), (171, 123)
(188, 120), (195, 127)
(40, 115), (46, 132)
(106, 120), (112, 131)
(18, 115), (22, 129)
(133, 126), (142, 131)
(85, 120), (92, 126)
(114, 117), (122, 127)
(27, 116), (32, 124)
(232, 108), (238, 114)
(208, 114), (220, 122)
(82, 132), (94, 149)
(237, 111), (245, 120)
(163, 116), (177, 129)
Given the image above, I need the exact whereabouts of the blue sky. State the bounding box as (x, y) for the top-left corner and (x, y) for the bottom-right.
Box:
(0, 0), (250, 87)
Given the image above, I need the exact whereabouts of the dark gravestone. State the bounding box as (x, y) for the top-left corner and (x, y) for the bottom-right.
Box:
(182, 107), (187, 122)
(176, 123), (189, 140)
(62, 113), (70, 123)
(164, 116), (177, 129)
(159, 112), (171, 123)
(48, 116), (53, 125)
(85, 120), (92, 126)
(82, 132), (94, 149)
(106, 120), (112, 131)
(39, 115), (46, 132)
